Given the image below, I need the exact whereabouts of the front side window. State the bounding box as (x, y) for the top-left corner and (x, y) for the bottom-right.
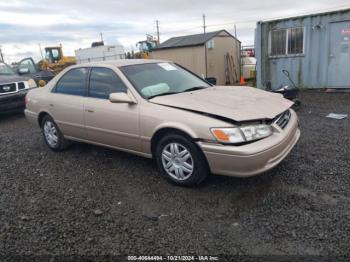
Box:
(0, 63), (15, 75)
(19, 59), (37, 74)
(89, 67), (127, 99)
(120, 63), (210, 99)
(52, 49), (59, 59)
(270, 27), (304, 56)
(55, 68), (88, 96)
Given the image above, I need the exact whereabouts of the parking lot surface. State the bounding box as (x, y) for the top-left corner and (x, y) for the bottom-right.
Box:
(0, 91), (349, 257)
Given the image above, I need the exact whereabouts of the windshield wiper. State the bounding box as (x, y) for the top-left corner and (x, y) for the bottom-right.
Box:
(148, 86), (207, 99)
(182, 86), (207, 92)
(148, 92), (179, 99)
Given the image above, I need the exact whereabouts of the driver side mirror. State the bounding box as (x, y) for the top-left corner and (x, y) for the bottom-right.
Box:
(109, 92), (136, 104)
(18, 67), (29, 75)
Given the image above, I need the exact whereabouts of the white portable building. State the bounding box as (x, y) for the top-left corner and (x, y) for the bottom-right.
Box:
(75, 45), (125, 64)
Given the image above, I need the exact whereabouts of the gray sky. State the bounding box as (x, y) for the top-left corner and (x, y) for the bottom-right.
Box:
(0, 0), (349, 62)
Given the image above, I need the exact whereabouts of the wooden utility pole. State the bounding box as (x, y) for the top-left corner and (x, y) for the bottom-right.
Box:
(38, 43), (44, 59)
(0, 45), (4, 62)
(155, 20), (160, 44)
(202, 14), (206, 33)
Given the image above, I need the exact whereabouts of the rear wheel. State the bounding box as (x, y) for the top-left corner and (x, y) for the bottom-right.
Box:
(155, 133), (209, 186)
(41, 115), (70, 151)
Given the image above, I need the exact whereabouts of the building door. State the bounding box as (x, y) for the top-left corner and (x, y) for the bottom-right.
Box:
(328, 21), (350, 88)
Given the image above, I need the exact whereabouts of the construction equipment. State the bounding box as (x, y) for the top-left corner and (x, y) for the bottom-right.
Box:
(135, 35), (158, 59)
(38, 45), (76, 75)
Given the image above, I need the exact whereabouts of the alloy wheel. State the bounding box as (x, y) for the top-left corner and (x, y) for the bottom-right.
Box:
(161, 142), (194, 181)
(43, 121), (58, 148)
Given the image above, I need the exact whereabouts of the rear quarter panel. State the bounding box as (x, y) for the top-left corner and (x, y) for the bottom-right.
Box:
(25, 80), (57, 126)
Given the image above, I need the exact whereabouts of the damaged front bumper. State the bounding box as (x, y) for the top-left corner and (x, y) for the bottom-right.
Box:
(198, 109), (300, 177)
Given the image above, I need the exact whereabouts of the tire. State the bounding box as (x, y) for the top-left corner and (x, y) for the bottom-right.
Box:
(155, 133), (209, 186)
(41, 115), (70, 151)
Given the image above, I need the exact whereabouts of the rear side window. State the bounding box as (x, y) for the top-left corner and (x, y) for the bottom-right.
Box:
(55, 68), (88, 96)
(89, 67), (127, 99)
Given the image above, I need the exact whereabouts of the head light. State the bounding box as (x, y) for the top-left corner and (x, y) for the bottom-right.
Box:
(211, 124), (273, 144)
(211, 128), (245, 143)
(27, 79), (37, 88)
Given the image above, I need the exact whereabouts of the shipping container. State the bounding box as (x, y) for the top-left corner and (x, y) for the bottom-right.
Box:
(255, 8), (350, 89)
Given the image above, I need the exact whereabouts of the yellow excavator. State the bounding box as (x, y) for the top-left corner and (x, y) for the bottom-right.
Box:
(38, 45), (76, 76)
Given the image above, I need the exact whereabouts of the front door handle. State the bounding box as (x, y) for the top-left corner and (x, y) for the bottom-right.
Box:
(86, 109), (94, 113)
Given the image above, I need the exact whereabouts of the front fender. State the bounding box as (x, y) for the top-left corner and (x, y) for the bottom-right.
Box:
(152, 122), (198, 139)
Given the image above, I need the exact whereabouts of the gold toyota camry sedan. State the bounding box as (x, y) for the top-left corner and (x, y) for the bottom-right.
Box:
(25, 60), (300, 186)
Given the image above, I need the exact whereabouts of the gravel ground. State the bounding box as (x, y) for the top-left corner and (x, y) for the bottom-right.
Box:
(0, 91), (349, 259)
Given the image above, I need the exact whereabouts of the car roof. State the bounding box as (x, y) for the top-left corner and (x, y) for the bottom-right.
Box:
(74, 59), (170, 68)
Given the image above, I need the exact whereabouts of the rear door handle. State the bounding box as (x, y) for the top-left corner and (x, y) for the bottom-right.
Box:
(49, 103), (54, 107)
(86, 109), (94, 113)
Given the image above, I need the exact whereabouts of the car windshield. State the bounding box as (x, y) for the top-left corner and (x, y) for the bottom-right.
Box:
(0, 63), (16, 75)
(120, 62), (210, 99)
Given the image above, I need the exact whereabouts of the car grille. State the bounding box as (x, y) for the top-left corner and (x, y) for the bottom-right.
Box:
(274, 109), (291, 129)
(18, 82), (26, 90)
(0, 83), (17, 94)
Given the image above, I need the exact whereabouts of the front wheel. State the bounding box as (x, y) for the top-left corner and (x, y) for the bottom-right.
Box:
(155, 133), (209, 186)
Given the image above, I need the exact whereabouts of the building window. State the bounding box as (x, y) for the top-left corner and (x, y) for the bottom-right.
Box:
(270, 29), (287, 56)
(288, 28), (304, 54)
(270, 27), (304, 56)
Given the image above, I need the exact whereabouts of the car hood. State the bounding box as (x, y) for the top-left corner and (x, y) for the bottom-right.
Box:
(149, 86), (293, 122)
(0, 74), (29, 83)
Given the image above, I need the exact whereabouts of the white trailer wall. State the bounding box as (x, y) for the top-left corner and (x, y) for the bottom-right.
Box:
(75, 45), (125, 64)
